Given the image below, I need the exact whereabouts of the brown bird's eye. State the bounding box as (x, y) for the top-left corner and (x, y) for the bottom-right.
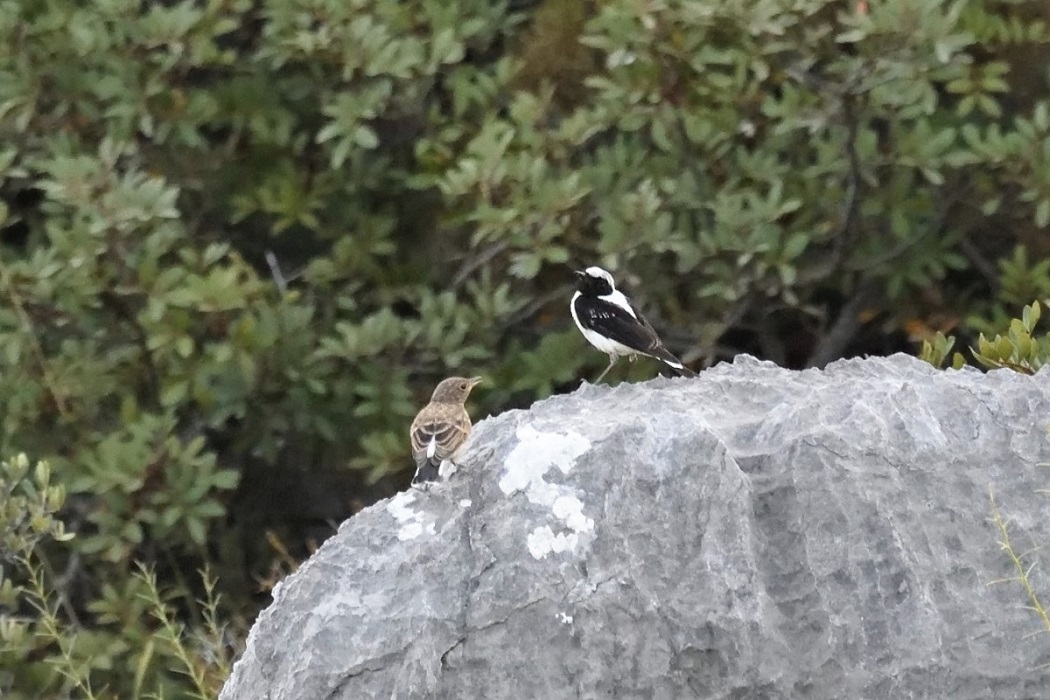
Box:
(460, 383), (468, 390)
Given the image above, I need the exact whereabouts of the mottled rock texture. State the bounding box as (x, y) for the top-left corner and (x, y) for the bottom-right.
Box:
(221, 355), (1050, 699)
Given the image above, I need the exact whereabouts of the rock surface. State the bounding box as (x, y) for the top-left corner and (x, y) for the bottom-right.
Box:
(221, 355), (1050, 699)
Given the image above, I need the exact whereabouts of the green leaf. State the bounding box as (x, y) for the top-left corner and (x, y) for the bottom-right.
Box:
(354, 126), (379, 149)
(1036, 199), (1050, 228)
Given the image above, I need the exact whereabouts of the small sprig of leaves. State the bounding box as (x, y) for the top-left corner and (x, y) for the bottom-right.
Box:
(0, 454), (72, 606)
(921, 301), (1050, 374)
(919, 331), (966, 370)
(972, 301), (1049, 374)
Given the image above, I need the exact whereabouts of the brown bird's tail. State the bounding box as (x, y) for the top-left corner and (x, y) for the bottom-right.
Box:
(412, 458), (441, 485)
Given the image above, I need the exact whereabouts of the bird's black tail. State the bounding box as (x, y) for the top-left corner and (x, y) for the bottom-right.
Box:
(412, 459), (441, 485)
(665, 360), (696, 377)
(651, 345), (696, 377)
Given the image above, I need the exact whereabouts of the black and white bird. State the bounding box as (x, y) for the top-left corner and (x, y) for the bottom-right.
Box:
(409, 376), (482, 486)
(570, 266), (696, 383)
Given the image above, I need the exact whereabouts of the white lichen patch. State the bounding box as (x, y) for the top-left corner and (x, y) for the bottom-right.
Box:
(552, 495), (594, 534)
(386, 491), (435, 541)
(458, 499), (472, 508)
(501, 425), (595, 559)
(527, 526), (578, 559)
(498, 425), (590, 503)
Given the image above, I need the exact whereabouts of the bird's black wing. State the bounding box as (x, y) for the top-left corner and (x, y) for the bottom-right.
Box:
(576, 295), (695, 376)
(626, 297), (660, 337)
(574, 296), (662, 354)
(616, 296), (694, 373)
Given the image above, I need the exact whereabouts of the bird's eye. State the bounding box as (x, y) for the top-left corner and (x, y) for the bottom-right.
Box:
(460, 383), (468, 389)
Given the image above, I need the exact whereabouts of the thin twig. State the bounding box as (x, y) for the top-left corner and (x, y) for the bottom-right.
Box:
(264, 250), (288, 296)
(45, 550), (82, 627)
(806, 281), (879, 368)
(0, 253), (69, 417)
(500, 284), (571, 328)
(99, 290), (161, 405)
(450, 241), (508, 290)
(23, 554), (99, 698)
(831, 91), (861, 270)
(988, 488), (1050, 635)
(137, 564), (212, 699)
(959, 234), (1000, 287)
(795, 88), (863, 288)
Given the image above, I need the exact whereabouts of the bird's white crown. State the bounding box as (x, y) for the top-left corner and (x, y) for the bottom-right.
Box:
(583, 266), (616, 289)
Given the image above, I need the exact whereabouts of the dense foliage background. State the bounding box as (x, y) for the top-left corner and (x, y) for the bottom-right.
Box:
(1, 0), (1049, 696)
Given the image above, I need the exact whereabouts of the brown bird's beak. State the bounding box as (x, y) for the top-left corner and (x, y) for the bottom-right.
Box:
(468, 376), (483, 387)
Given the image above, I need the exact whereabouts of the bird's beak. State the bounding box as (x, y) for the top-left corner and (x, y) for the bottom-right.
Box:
(573, 270), (585, 279)
(468, 376), (483, 387)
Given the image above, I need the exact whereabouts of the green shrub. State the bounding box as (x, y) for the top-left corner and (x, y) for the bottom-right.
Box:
(2, 0), (1050, 694)
(1, 452), (235, 699)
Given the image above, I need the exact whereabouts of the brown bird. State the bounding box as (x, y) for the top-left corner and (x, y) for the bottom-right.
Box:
(409, 376), (482, 485)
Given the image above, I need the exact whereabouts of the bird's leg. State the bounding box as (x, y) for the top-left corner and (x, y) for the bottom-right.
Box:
(594, 355), (617, 383)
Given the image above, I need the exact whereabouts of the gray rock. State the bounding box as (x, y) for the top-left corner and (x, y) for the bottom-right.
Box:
(221, 355), (1050, 699)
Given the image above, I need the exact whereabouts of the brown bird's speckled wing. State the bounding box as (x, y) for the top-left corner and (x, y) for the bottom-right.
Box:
(409, 403), (472, 483)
